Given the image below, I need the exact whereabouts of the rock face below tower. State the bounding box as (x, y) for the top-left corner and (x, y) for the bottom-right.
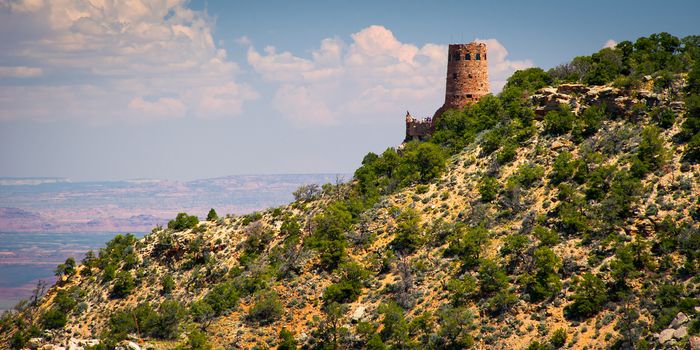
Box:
(404, 42), (489, 142)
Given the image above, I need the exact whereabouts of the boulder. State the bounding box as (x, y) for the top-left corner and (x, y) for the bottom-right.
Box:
(551, 140), (566, 150)
(82, 340), (101, 347)
(28, 338), (43, 350)
(658, 328), (675, 344)
(67, 338), (83, 350)
(556, 84), (590, 95)
(351, 306), (366, 323)
(536, 87), (558, 95)
(118, 341), (141, 350)
(672, 326), (687, 339)
(670, 312), (688, 328)
(295, 332), (308, 343)
(690, 336), (700, 350)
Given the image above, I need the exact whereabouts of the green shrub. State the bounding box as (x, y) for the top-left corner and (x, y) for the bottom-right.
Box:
(108, 301), (185, 341)
(277, 328), (298, 350)
(322, 262), (368, 304)
(533, 226), (558, 247)
(189, 300), (215, 329)
(203, 281), (239, 316)
(415, 184), (429, 194)
(53, 288), (81, 313)
(503, 67), (552, 93)
(161, 275), (175, 295)
(102, 263), (116, 283)
(478, 259), (508, 297)
(550, 328), (567, 348)
(544, 105), (575, 135)
(391, 208), (423, 253)
(573, 105), (605, 141)
(292, 183), (322, 202)
(525, 340), (547, 350)
(446, 275), (477, 306)
(651, 107), (676, 129)
(394, 141), (447, 185)
(280, 216), (302, 237)
(512, 163), (544, 188)
(481, 129), (503, 155)
(241, 211), (263, 225)
(152, 300), (185, 339)
(496, 141), (518, 164)
(41, 308), (67, 329)
(306, 201), (353, 271)
(168, 212), (199, 231)
(479, 176), (499, 202)
(631, 126), (666, 177)
(240, 222), (274, 266)
(54, 257), (77, 278)
(687, 60), (700, 94)
(521, 247), (562, 302)
(111, 271), (135, 298)
(433, 306), (475, 349)
(445, 225), (489, 269)
(550, 150), (575, 184)
(179, 329), (211, 350)
(378, 301), (411, 348)
(247, 291), (283, 325)
(564, 272), (607, 319)
(206, 208), (218, 221)
(683, 132), (700, 163)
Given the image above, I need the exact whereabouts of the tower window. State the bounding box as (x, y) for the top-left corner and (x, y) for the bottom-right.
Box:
(453, 73), (458, 79)
(453, 53), (460, 61)
(467, 94), (473, 98)
(484, 53), (487, 60)
(476, 53), (481, 60)
(468, 74), (473, 78)
(465, 53), (471, 60)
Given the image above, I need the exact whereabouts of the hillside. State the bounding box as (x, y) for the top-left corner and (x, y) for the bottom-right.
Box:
(2, 33), (700, 350)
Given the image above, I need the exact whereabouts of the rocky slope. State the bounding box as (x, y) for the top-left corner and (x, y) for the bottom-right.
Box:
(3, 34), (700, 350)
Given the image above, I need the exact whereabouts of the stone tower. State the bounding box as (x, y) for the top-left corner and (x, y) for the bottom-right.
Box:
(432, 42), (490, 120)
(405, 42), (489, 142)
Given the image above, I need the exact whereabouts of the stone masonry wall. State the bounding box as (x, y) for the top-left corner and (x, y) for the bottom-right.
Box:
(433, 42), (489, 119)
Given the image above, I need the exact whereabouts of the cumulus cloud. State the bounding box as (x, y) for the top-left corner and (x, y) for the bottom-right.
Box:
(0, 66), (43, 77)
(0, 0), (257, 122)
(475, 38), (534, 92)
(603, 39), (618, 49)
(128, 97), (186, 120)
(247, 25), (531, 125)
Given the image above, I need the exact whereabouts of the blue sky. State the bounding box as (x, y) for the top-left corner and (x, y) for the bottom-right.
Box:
(1, 0), (698, 181)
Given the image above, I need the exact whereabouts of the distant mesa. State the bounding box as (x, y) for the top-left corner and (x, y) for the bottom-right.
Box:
(0, 177), (70, 186)
(405, 42), (490, 142)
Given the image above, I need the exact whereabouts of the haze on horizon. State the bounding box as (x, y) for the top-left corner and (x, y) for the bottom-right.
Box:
(1, 0), (698, 181)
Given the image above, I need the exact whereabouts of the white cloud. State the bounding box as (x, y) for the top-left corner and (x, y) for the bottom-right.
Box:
(0, 0), (257, 122)
(603, 39), (617, 49)
(128, 97), (186, 120)
(0, 66), (43, 77)
(235, 36), (251, 45)
(248, 25), (532, 125)
(475, 38), (534, 92)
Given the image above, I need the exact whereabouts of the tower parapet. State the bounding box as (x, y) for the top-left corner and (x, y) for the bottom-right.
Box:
(405, 111), (433, 141)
